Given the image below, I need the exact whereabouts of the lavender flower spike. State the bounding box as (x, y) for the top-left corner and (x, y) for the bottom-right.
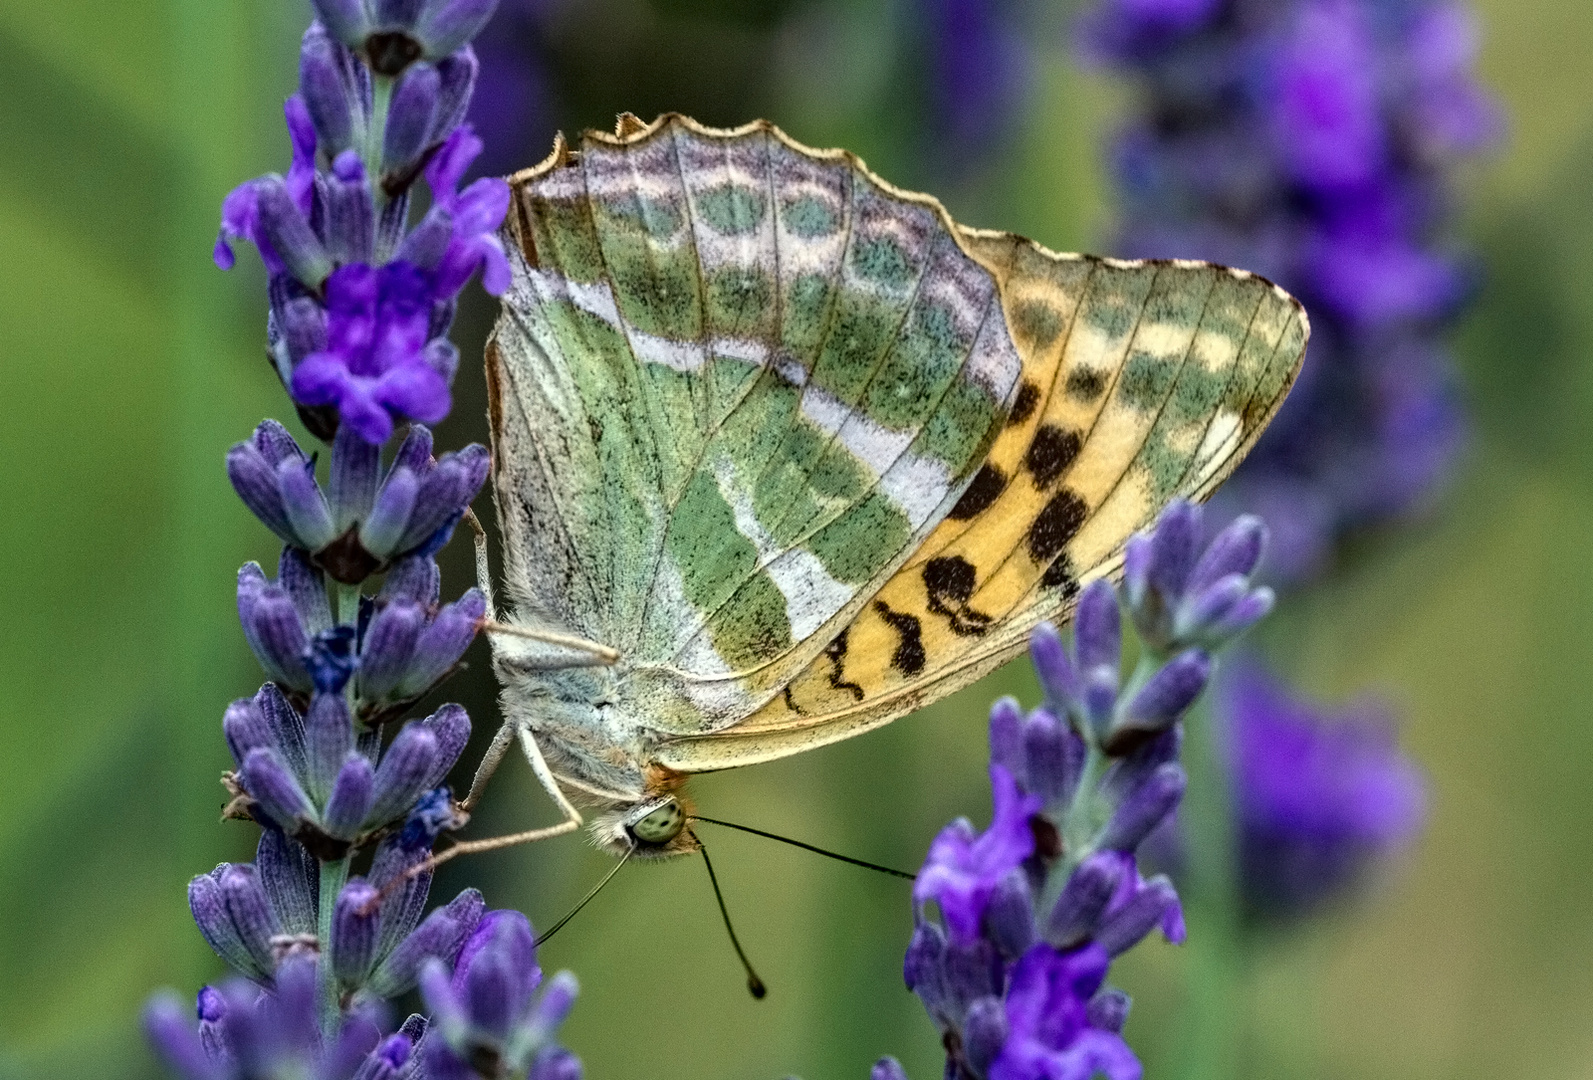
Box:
(1123, 500), (1273, 654)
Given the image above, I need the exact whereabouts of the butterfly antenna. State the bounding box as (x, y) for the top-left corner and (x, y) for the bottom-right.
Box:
(689, 828), (767, 1000)
(690, 815), (916, 880)
(534, 846), (634, 948)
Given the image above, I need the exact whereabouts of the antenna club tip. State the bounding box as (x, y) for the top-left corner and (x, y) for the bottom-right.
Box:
(747, 977), (767, 999)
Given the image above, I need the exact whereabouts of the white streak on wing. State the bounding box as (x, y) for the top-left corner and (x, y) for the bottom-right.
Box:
(631, 332), (708, 372)
(710, 336), (770, 366)
(799, 388), (913, 474)
(878, 452), (952, 529)
(965, 313), (1023, 397)
(1191, 409), (1243, 486)
(708, 458), (854, 648)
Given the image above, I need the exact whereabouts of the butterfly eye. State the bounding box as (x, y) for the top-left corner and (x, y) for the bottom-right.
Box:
(629, 800), (685, 845)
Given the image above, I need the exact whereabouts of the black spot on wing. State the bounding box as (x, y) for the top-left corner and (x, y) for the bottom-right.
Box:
(1027, 489), (1087, 563)
(1039, 553), (1079, 598)
(873, 601), (926, 676)
(822, 628), (865, 702)
(1008, 381), (1041, 426)
(1024, 424), (1082, 489)
(1065, 368), (1107, 403)
(948, 463), (1008, 520)
(922, 556), (993, 636)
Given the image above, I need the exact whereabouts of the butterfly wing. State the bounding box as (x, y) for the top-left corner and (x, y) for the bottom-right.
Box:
(489, 116), (1028, 722)
(488, 114), (1305, 767)
(654, 231), (1307, 771)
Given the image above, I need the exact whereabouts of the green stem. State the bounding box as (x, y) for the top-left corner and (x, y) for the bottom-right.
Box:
(317, 856), (352, 1034)
(1171, 694), (1244, 1080)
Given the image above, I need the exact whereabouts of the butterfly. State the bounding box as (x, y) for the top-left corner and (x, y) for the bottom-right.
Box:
(455, 113), (1306, 862)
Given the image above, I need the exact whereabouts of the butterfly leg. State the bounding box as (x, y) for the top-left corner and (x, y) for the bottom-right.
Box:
(411, 722), (584, 878)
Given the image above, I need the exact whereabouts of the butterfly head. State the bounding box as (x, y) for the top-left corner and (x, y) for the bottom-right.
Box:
(591, 794), (697, 857)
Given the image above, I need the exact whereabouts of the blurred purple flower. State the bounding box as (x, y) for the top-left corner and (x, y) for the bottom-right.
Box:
(468, 0), (561, 177)
(922, 0), (1034, 150)
(1223, 661), (1427, 919)
(1079, 0), (1501, 581)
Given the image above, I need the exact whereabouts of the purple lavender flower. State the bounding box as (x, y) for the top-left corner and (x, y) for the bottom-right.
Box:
(914, 765), (1041, 943)
(145, 959), (408, 1080)
(987, 944), (1141, 1080)
(217, 13), (508, 444)
(224, 678), (469, 856)
(238, 548), (484, 721)
(1079, 0), (1501, 581)
(227, 422), (488, 583)
(1222, 662), (1427, 920)
(419, 909), (584, 1080)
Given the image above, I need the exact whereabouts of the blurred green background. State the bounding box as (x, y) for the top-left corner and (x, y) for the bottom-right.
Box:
(2, 0), (1592, 1077)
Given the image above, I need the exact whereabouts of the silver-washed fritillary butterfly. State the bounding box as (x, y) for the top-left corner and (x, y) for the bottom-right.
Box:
(454, 114), (1306, 862)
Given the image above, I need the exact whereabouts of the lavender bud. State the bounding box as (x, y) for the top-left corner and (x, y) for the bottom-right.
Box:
(395, 205), (453, 268)
(417, 958), (468, 1041)
(902, 919), (948, 1010)
(221, 864), (282, 975)
(871, 1058), (911, 1080)
(237, 570), (313, 691)
(529, 1047), (583, 1080)
(384, 62), (441, 178)
(1107, 650), (1212, 753)
(420, 703), (471, 788)
(280, 548), (334, 636)
(256, 829), (319, 936)
(371, 887), (485, 997)
(1098, 763), (1186, 852)
(223, 696), (273, 767)
(983, 868), (1035, 958)
(227, 442), (295, 544)
(432, 47), (478, 138)
(358, 598), (427, 700)
(1147, 500), (1201, 601)
(1073, 579), (1121, 674)
(324, 754), (377, 839)
(332, 878), (383, 988)
(1095, 874), (1183, 956)
(304, 691), (355, 800)
(1019, 707), (1071, 804)
(361, 466), (419, 558)
(987, 696), (1024, 781)
(1122, 533), (1152, 612)
(143, 994), (218, 1080)
(394, 589), (484, 698)
(367, 724), (440, 825)
(258, 683), (310, 777)
(465, 945), (517, 1039)
(1187, 514), (1267, 596)
(1088, 988), (1132, 1034)
(527, 970), (580, 1039)
(381, 554), (440, 605)
(324, 152), (377, 265)
(1029, 620), (1080, 714)
(254, 175), (332, 288)
(1045, 851), (1126, 947)
(196, 986), (227, 1061)
(275, 454), (337, 550)
(328, 411), (382, 535)
(189, 872), (267, 980)
(241, 748), (316, 830)
(1206, 587), (1274, 639)
(416, 0), (498, 57)
(962, 995), (1009, 1076)
(300, 24), (360, 154)
(312, 0), (374, 45)
(397, 444), (490, 553)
